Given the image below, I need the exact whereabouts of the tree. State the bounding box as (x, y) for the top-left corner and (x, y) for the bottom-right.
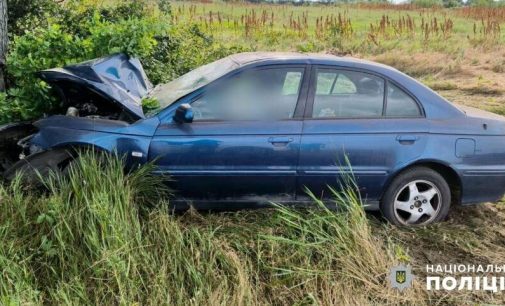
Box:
(0, 0), (7, 91)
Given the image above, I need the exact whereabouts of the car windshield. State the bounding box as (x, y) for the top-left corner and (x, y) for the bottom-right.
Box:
(146, 56), (240, 116)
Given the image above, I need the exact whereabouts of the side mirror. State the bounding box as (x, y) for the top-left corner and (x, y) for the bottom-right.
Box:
(173, 103), (194, 124)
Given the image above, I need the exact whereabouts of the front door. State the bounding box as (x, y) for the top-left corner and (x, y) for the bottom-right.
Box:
(297, 66), (428, 202)
(150, 65), (309, 203)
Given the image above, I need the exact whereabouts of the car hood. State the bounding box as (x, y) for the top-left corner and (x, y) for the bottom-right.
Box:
(38, 53), (152, 120)
(34, 115), (129, 132)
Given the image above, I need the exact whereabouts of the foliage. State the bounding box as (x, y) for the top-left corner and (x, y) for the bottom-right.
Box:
(157, 0), (172, 15)
(1, 0), (244, 123)
(6, 0), (60, 35)
(469, 0), (505, 7)
(143, 24), (249, 85)
(86, 14), (161, 58)
(141, 96), (161, 115)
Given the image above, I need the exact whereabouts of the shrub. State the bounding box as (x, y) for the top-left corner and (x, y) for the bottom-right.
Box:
(143, 24), (249, 85)
(86, 14), (161, 58)
(7, 0), (60, 35)
(5, 24), (87, 119)
(1, 1), (247, 123)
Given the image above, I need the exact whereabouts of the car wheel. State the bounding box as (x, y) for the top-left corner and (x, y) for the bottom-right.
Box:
(380, 167), (451, 226)
(2, 149), (74, 186)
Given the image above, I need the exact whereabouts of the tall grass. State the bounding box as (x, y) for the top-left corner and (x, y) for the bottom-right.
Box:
(252, 174), (426, 305)
(1, 153), (252, 304)
(0, 152), (427, 304)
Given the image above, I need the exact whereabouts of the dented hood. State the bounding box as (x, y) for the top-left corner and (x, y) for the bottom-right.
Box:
(38, 53), (152, 119)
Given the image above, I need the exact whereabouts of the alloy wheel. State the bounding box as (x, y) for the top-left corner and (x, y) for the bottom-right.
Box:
(393, 179), (442, 225)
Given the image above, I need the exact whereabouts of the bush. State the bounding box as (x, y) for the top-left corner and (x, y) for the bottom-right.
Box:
(1, 1), (246, 123)
(7, 0), (60, 35)
(143, 24), (249, 85)
(5, 24), (87, 119)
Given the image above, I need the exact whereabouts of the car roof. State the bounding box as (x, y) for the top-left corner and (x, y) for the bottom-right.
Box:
(227, 52), (394, 70)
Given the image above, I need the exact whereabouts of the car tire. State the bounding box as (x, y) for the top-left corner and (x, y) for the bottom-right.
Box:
(380, 167), (451, 226)
(2, 149), (74, 187)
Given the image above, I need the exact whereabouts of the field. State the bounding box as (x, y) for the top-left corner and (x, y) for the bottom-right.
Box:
(2, 1), (505, 305)
(171, 2), (505, 113)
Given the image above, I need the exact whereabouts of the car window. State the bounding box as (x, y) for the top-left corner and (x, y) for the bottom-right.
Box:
(312, 69), (384, 118)
(282, 71), (303, 95)
(385, 83), (421, 117)
(315, 73), (357, 95)
(191, 68), (304, 121)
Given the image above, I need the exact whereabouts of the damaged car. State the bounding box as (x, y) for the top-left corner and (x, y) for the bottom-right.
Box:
(3, 51), (505, 226)
(0, 53), (150, 176)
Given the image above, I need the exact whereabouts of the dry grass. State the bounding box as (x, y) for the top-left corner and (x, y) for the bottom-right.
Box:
(456, 6), (505, 23)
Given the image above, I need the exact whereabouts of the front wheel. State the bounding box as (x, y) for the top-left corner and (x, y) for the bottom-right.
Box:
(380, 167), (451, 226)
(2, 149), (74, 186)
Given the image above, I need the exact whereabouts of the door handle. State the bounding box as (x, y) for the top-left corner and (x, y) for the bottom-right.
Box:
(268, 137), (294, 146)
(396, 135), (419, 145)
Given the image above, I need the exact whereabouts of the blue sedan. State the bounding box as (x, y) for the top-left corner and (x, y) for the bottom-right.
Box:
(2, 52), (505, 226)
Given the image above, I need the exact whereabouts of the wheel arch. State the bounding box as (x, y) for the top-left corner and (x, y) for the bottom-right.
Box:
(52, 142), (111, 155)
(382, 160), (462, 205)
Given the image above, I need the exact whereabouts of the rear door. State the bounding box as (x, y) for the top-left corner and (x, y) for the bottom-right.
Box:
(150, 65), (309, 203)
(297, 66), (428, 201)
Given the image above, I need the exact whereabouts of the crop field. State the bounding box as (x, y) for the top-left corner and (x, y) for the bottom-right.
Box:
(2, 0), (505, 305)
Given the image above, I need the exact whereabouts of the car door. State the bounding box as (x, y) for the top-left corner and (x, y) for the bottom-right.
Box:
(149, 65), (309, 202)
(297, 66), (429, 202)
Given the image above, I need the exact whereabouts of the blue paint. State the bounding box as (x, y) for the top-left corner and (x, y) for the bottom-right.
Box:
(28, 55), (505, 206)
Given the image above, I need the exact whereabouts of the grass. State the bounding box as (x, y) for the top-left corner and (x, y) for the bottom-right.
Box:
(170, 2), (505, 54)
(2, 152), (505, 304)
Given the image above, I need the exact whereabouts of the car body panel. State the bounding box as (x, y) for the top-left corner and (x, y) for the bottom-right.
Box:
(38, 53), (151, 120)
(297, 118), (430, 201)
(31, 116), (160, 168)
(5, 52), (505, 208)
(150, 120), (303, 201)
(428, 133), (505, 203)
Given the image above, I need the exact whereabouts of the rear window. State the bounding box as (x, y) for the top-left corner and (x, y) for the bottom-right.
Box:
(385, 83), (421, 117)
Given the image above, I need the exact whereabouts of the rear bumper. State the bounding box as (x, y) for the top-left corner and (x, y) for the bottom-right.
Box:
(460, 172), (505, 204)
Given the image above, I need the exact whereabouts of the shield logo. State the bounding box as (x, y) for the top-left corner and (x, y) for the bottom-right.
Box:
(389, 264), (413, 291)
(396, 270), (406, 284)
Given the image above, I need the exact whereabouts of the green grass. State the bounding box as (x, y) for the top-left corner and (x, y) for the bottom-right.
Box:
(170, 2), (505, 55)
(167, 2), (505, 114)
(2, 152), (505, 304)
(0, 152), (419, 305)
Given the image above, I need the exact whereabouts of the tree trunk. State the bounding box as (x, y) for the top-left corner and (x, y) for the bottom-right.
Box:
(0, 0), (7, 92)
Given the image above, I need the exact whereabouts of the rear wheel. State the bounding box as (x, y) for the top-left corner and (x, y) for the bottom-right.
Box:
(380, 167), (451, 226)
